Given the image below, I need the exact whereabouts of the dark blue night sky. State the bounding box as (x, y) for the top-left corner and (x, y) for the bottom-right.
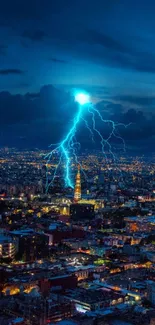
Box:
(0, 0), (155, 151)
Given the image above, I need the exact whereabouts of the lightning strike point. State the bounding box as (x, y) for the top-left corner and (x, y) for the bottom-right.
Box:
(75, 92), (90, 105)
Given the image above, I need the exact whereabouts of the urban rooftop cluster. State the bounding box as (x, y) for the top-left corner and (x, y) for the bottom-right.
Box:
(0, 148), (155, 325)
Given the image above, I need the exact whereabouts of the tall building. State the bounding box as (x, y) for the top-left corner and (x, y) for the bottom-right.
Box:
(147, 281), (155, 305)
(10, 229), (49, 262)
(74, 165), (81, 202)
(0, 234), (17, 260)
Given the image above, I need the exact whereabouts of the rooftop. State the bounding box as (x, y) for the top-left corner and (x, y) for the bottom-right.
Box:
(0, 234), (13, 243)
(65, 288), (123, 304)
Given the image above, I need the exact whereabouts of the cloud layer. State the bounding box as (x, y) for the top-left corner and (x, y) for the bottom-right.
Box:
(0, 0), (155, 155)
(0, 69), (24, 75)
(0, 85), (154, 152)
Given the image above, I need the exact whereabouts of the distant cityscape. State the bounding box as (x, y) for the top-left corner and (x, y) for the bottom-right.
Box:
(0, 147), (155, 325)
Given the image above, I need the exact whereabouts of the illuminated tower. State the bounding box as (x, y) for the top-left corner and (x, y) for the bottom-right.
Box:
(74, 165), (81, 202)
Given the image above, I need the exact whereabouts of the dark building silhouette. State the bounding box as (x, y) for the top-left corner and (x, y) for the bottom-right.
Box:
(70, 203), (94, 220)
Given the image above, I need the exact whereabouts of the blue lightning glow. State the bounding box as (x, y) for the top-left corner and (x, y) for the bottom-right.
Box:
(45, 91), (130, 192)
(75, 92), (90, 105)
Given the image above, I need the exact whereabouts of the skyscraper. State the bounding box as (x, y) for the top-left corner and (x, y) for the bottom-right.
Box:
(74, 165), (81, 202)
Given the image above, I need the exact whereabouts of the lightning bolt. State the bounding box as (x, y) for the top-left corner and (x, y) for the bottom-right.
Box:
(45, 92), (130, 192)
